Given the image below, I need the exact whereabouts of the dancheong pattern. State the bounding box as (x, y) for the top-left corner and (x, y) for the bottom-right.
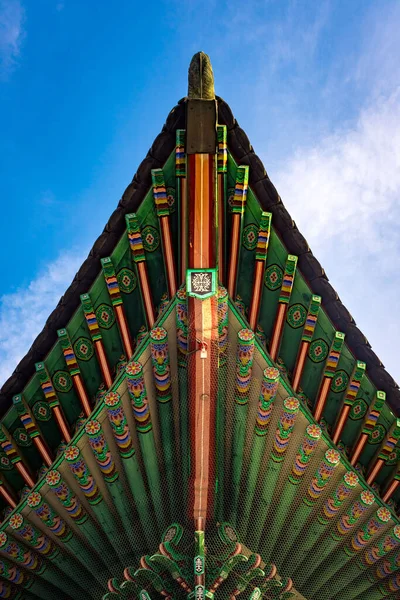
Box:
(330, 370), (350, 393)
(309, 338), (329, 363)
(13, 428), (32, 447)
(0, 451), (12, 470)
(117, 267), (137, 294)
(242, 223), (258, 251)
(32, 400), (52, 422)
(95, 303), (115, 329)
(73, 337), (94, 361)
(349, 397), (368, 420)
(286, 303), (307, 329)
(369, 423), (387, 444)
(264, 264), (283, 291)
(166, 187), (176, 212)
(52, 370), (73, 393)
(142, 225), (160, 252)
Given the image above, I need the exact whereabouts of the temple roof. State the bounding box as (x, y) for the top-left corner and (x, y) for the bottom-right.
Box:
(0, 53), (399, 600)
(1, 96), (399, 414)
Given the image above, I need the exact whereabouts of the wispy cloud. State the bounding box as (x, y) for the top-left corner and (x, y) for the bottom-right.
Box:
(0, 251), (84, 388)
(274, 90), (400, 382)
(0, 0), (25, 79)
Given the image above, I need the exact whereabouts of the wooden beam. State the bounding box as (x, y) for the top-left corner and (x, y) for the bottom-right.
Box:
(351, 391), (386, 466)
(332, 360), (366, 445)
(57, 328), (92, 418)
(35, 362), (71, 443)
(269, 254), (298, 361)
(227, 166), (249, 298)
(126, 213), (156, 328)
(313, 331), (345, 422)
(248, 212), (272, 330)
(292, 295), (321, 392)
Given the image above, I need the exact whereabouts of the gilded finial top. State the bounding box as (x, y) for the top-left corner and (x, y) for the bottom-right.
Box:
(188, 52), (215, 100)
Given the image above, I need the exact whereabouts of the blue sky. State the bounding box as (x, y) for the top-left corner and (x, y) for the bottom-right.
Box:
(1, 0), (399, 387)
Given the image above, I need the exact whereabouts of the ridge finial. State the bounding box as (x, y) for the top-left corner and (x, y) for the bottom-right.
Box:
(188, 52), (215, 100)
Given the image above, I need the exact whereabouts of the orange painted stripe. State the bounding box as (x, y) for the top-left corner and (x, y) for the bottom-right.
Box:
(292, 341), (309, 392)
(34, 437), (53, 467)
(314, 377), (331, 422)
(137, 262), (155, 327)
(332, 404), (351, 445)
(367, 458), (384, 485)
(249, 260), (264, 330)
(73, 374), (92, 418)
(188, 296), (218, 522)
(227, 214), (240, 298)
(95, 340), (113, 389)
(217, 173), (224, 282)
(115, 304), (134, 359)
(383, 479), (399, 503)
(16, 462), (35, 488)
(160, 216), (177, 297)
(270, 303), (287, 361)
(180, 178), (187, 283)
(53, 406), (71, 443)
(351, 433), (368, 466)
(188, 154), (216, 269)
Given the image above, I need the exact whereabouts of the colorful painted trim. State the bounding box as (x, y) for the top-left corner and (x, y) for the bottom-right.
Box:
(80, 294), (102, 342)
(35, 362), (59, 409)
(176, 129), (186, 177)
(0, 531), (43, 574)
(104, 391), (135, 459)
(27, 491), (72, 542)
(151, 169), (170, 217)
(64, 446), (102, 505)
(45, 469), (88, 524)
(305, 449), (341, 506)
(217, 125), (227, 173)
(150, 327), (172, 404)
(271, 397), (299, 462)
(12, 395), (39, 440)
(9, 512), (57, 559)
(289, 424), (322, 484)
(218, 286), (228, 367)
(378, 420), (400, 461)
(301, 295), (321, 343)
(319, 471), (359, 524)
(101, 257), (123, 307)
(231, 166), (249, 214)
(126, 361), (152, 433)
(345, 507), (391, 556)
(362, 391), (386, 435)
(255, 212), (272, 262)
(85, 420), (118, 483)
(176, 286), (188, 365)
(235, 329), (255, 405)
(126, 213), (146, 263)
(343, 361), (366, 406)
(255, 367), (280, 436)
(324, 332), (345, 378)
(57, 328), (80, 376)
(278, 255), (297, 304)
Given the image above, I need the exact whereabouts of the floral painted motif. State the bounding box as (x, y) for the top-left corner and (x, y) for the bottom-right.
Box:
(242, 223), (258, 251)
(264, 264), (283, 291)
(95, 303), (115, 329)
(142, 225), (160, 252)
(330, 370), (350, 393)
(117, 268), (137, 294)
(53, 370), (73, 393)
(73, 337), (94, 361)
(309, 339), (329, 363)
(286, 303), (307, 329)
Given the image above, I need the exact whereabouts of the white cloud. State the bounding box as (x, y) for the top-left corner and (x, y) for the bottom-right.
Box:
(273, 90), (400, 382)
(0, 251), (84, 388)
(0, 0), (25, 78)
